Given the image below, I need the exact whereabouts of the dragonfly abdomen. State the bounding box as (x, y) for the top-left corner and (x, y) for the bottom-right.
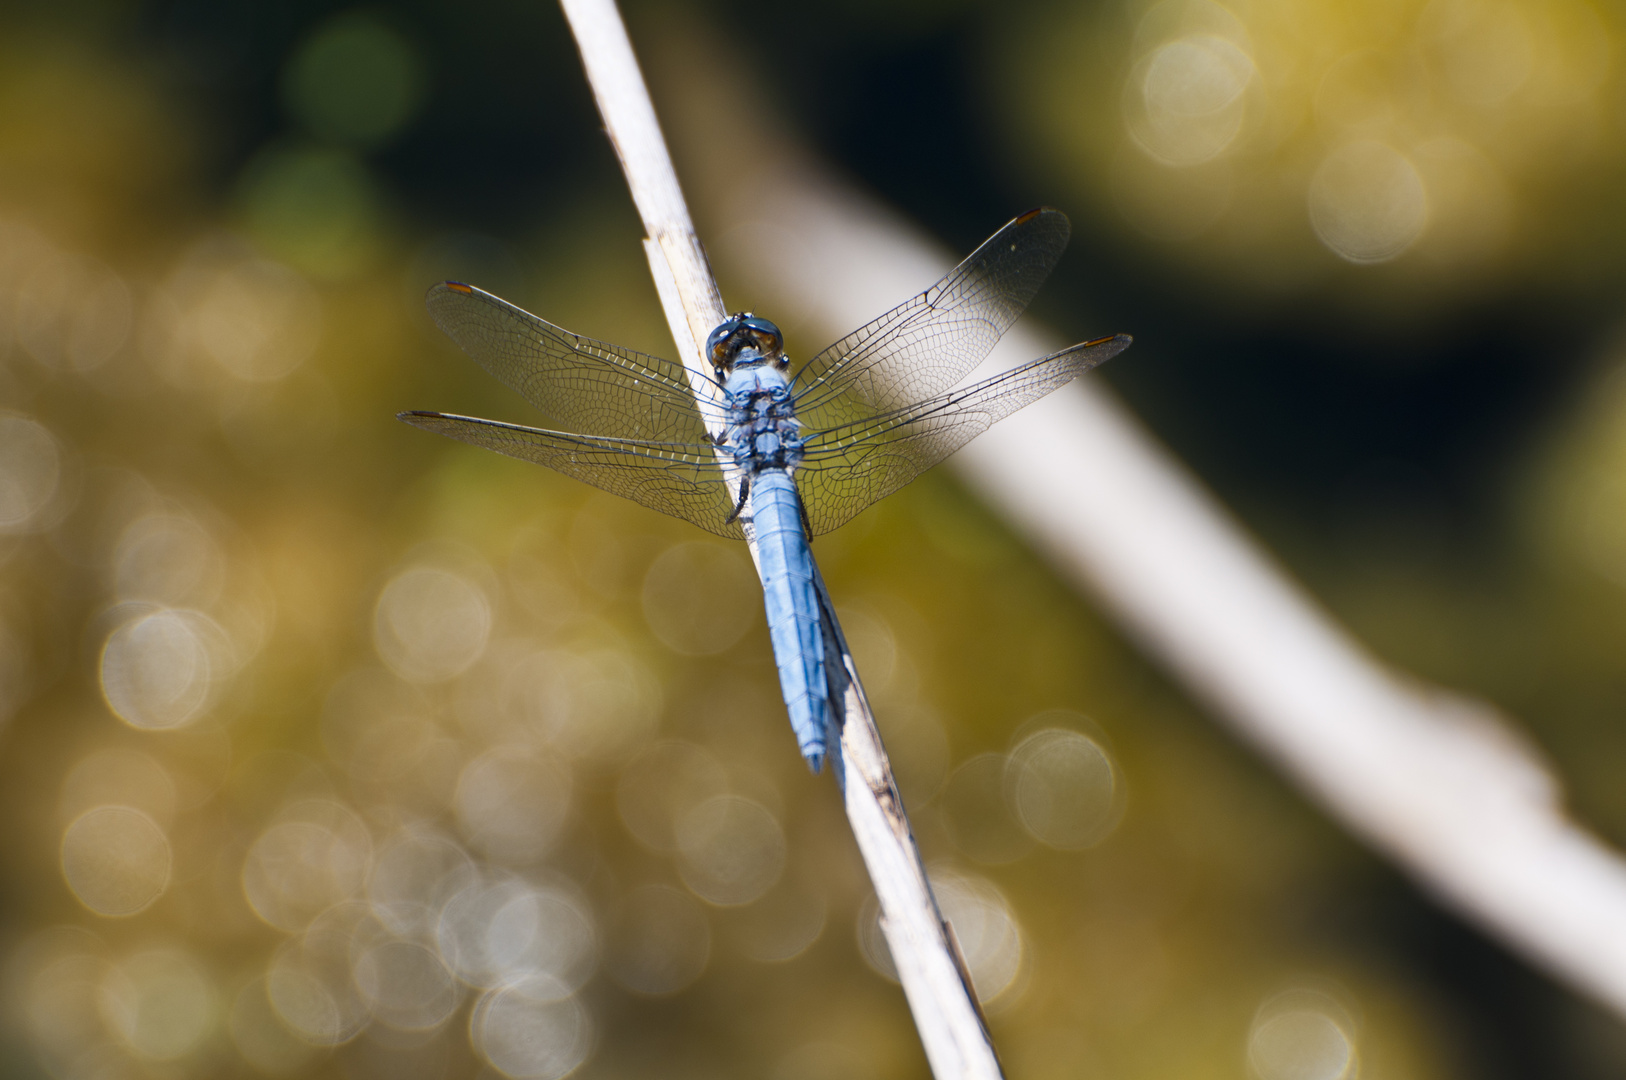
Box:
(749, 468), (828, 771)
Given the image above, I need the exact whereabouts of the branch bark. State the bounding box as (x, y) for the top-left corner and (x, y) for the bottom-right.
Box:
(557, 2), (1005, 1076)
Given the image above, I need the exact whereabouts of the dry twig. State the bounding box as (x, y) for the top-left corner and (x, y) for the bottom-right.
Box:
(557, 1), (1005, 1076)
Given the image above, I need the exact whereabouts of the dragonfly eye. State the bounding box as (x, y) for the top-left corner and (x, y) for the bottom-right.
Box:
(747, 327), (783, 358)
(739, 316), (783, 360)
(706, 314), (785, 369)
(705, 320), (740, 368)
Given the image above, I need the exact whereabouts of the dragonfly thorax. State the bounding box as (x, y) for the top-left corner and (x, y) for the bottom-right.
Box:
(721, 364), (804, 473)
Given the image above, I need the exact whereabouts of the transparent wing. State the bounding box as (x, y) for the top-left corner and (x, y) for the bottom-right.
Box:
(425, 282), (711, 441)
(399, 411), (742, 539)
(790, 208), (1072, 420)
(794, 335), (1130, 536)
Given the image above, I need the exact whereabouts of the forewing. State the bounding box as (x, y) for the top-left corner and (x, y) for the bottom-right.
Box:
(400, 411), (742, 539)
(791, 208), (1072, 416)
(794, 335), (1130, 536)
(426, 282), (710, 441)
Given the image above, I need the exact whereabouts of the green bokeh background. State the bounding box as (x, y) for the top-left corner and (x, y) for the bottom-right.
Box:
(4, 1), (1626, 1078)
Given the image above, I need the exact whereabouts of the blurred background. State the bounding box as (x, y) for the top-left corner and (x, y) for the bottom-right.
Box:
(3, 0), (1626, 1078)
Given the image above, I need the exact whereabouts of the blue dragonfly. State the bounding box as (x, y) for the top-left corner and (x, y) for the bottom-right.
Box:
(401, 208), (1129, 772)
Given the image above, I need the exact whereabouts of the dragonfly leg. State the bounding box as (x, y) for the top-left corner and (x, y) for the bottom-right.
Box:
(725, 474), (751, 524)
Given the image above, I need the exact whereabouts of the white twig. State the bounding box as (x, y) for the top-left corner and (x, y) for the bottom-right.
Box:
(557, 2), (1005, 1076)
(668, 105), (1626, 1019)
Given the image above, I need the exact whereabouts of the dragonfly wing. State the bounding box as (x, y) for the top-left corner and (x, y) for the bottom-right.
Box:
(794, 334), (1130, 536)
(426, 283), (711, 441)
(791, 208), (1072, 416)
(400, 411), (743, 539)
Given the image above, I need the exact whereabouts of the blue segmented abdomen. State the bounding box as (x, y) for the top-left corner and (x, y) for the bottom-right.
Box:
(750, 469), (828, 771)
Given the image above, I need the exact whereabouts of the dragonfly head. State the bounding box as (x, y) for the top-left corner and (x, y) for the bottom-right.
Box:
(706, 313), (786, 374)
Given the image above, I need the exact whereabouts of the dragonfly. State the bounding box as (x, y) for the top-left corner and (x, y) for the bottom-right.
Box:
(401, 208), (1130, 773)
